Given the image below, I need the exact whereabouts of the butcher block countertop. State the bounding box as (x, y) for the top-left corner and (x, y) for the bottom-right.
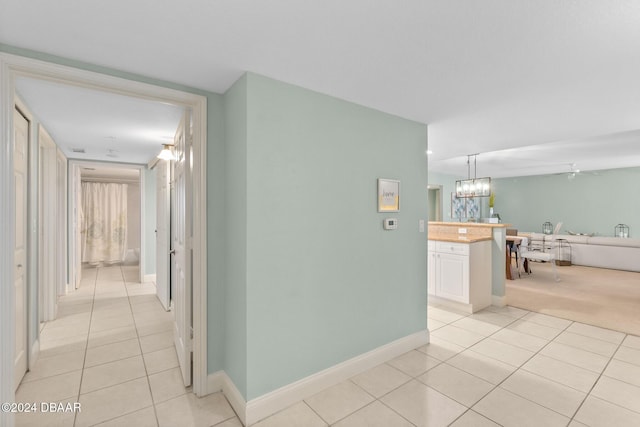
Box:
(428, 234), (493, 243)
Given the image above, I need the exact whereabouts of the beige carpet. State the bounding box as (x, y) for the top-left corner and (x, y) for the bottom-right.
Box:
(506, 261), (640, 336)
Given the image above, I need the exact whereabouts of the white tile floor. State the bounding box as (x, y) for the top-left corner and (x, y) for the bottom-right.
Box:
(15, 266), (640, 426)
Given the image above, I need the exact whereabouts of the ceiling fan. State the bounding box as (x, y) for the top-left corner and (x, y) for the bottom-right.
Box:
(554, 163), (598, 180)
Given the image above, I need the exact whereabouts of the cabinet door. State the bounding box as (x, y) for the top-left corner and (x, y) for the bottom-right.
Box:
(436, 253), (469, 303)
(428, 252), (436, 296)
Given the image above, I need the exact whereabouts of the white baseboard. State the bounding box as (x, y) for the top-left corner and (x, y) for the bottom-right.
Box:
(205, 329), (430, 426)
(245, 329), (429, 425)
(29, 339), (40, 371)
(143, 274), (156, 284)
(207, 371), (247, 426)
(492, 294), (507, 307)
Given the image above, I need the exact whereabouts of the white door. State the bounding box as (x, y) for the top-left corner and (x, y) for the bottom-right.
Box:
(69, 164), (83, 289)
(38, 128), (58, 321)
(156, 159), (170, 310)
(13, 107), (28, 390)
(172, 111), (192, 386)
(56, 151), (68, 296)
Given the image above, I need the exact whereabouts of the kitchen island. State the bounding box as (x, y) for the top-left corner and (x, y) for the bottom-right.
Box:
(428, 222), (509, 313)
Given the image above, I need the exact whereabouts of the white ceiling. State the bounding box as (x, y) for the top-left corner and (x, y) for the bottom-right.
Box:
(15, 77), (184, 164)
(2, 0), (640, 176)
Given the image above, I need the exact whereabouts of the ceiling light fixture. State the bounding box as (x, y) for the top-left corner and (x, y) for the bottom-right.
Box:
(157, 144), (175, 160)
(455, 154), (491, 198)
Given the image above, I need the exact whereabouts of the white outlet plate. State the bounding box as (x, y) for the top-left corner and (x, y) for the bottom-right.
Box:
(458, 228), (467, 234)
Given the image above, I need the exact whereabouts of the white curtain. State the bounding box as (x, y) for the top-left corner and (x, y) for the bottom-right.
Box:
(81, 182), (128, 264)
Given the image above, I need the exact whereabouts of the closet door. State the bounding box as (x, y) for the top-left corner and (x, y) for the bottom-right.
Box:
(156, 159), (170, 310)
(13, 107), (28, 390)
(172, 110), (192, 386)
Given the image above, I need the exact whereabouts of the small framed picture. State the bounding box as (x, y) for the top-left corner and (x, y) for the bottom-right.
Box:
(378, 179), (400, 212)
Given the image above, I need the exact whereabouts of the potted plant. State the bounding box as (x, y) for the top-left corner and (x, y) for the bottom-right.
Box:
(489, 192), (495, 216)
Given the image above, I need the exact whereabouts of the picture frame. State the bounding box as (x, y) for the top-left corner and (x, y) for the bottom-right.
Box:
(378, 179), (400, 212)
(466, 197), (479, 219)
(451, 192), (466, 220)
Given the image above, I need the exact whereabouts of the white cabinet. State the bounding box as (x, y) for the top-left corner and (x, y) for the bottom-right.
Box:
(428, 240), (491, 313)
(427, 240), (436, 296)
(436, 252), (469, 303)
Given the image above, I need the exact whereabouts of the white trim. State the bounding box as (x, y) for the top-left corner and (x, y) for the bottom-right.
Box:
(38, 125), (58, 322)
(139, 169), (145, 284)
(245, 330), (429, 425)
(207, 371), (247, 426)
(191, 95), (208, 397)
(28, 339), (39, 371)
(1, 56), (17, 427)
(13, 96), (39, 398)
(68, 163), (80, 290)
(147, 156), (160, 170)
(492, 294), (507, 307)
(143, 274), (156, 284)
(0, 53), (209, 422)
(56, 149), (68, 297)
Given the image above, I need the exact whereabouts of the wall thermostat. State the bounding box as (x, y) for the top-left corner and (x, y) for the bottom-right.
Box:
(383, 218), (398, 230)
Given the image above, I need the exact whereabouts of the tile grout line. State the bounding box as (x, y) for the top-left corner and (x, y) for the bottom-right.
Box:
(73, 265), (99, 427)
(437, 309), (577, 425)
(120, 264), (163, 427)
(472, 316), (576, 415)
(346, 376), (417, 427)
(566, 336), (630, 424)
(447, 308), (640, 423)
(441, 310), (529, 426)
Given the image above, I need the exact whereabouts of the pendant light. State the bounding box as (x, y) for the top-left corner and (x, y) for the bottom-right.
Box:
(455, 154), (491, 198)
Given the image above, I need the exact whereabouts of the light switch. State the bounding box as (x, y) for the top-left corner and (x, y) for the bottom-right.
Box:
(419, 220), (425, 232)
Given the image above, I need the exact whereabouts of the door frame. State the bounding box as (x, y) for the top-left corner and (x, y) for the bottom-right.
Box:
(68, 160), (145, 287)
(0, 52), (209, 425)
(12, 97), (40, 373)
(427, 184), (443, 222)
(38, 125), (58, 323)
(56, 149), (68, 296)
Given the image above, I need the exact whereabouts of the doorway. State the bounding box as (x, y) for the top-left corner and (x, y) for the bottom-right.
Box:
(428, 184), (443, 222)
(70, 163), (144, 284)
(0, 53), (209, 424)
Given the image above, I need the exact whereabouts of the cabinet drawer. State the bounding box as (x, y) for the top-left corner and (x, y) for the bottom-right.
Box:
(435, 241), (469, 256)
(428, 240), (436, 252)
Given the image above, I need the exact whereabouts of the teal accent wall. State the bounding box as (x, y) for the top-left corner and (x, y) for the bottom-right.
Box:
(229, 73), (428, 400)
(143, 168), (156, 275)
(223, 75), (248, 397)
(493, 167), (640, 237)
(206, 84), (228, 378)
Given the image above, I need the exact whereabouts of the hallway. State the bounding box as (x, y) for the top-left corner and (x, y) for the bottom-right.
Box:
(15, 265), (238, 427)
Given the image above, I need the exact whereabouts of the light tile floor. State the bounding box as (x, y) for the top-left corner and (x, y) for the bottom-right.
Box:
(15, 266), (640, 426)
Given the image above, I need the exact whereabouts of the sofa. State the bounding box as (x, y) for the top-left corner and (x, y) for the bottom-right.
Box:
(526, 233), (640, 272)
